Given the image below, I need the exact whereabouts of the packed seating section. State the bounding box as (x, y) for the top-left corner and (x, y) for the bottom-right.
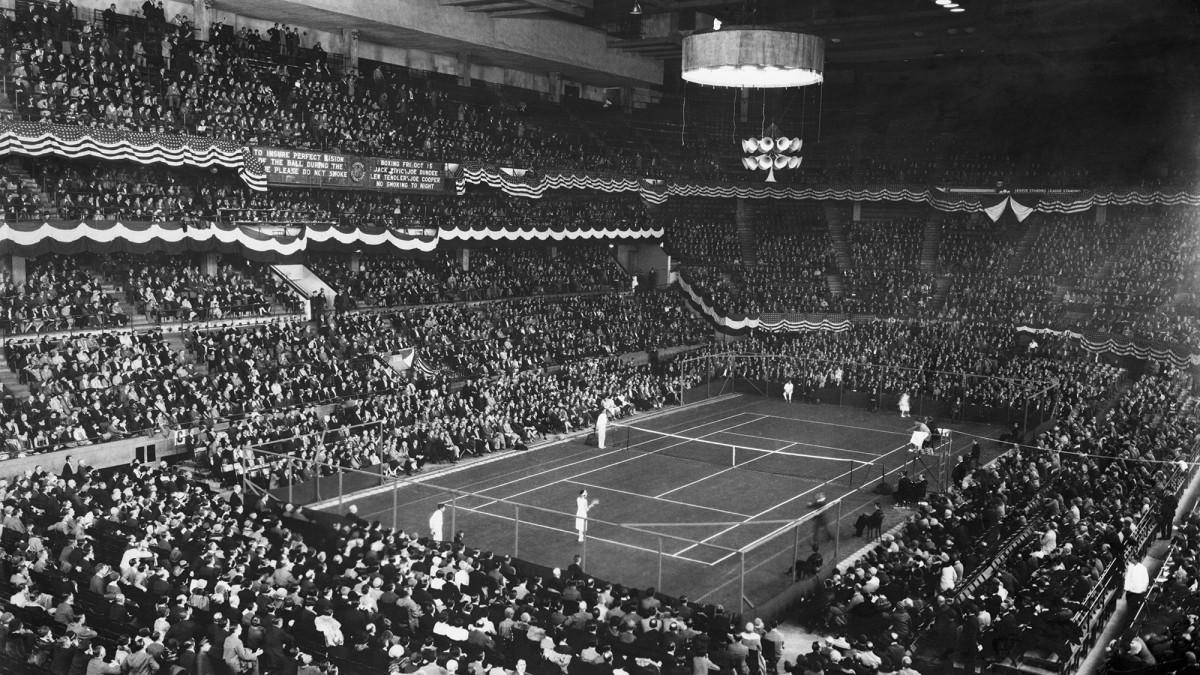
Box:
(0, 3), (1195, 666)
(3, 0), (1193, 185)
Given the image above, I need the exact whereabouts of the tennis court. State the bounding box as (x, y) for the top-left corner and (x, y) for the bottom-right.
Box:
(316, 394), (1003, 614)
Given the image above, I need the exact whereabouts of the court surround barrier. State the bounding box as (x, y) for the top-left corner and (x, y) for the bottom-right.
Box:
(237, 417), (878, 622)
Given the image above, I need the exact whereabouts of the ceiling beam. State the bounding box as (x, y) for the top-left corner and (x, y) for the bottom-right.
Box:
(439, 0), (519, 7)
(490, 7), (556, 17)
(511, 0), (589, 17)
(443, 0), (588, 18)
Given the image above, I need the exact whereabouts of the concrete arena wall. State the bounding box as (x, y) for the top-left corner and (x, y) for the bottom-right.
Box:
(0, 431), (180, 479)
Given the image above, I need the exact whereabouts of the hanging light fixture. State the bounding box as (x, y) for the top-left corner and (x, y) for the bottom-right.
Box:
(629, 1), (642, 15)
(742, 135), (802, 182)
(682, 27), (824, 88)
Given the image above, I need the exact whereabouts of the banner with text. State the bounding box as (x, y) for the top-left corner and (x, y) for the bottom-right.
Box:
(251, 147), (451, 194)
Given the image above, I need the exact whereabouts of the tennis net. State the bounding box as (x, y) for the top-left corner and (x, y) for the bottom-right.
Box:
(615, 423), (864, 484)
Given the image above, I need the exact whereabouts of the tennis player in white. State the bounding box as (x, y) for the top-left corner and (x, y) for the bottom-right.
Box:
(595, 409), (608, 449)
(575, 490), (599, 542)
(429, 503), (445, 542)
(782, 379), (794, 403)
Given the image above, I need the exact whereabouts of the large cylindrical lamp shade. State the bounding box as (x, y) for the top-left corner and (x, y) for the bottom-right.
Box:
(682, 29), (824, 88)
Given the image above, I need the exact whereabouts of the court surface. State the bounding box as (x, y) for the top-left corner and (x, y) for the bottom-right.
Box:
(320, 395), (1003, 611)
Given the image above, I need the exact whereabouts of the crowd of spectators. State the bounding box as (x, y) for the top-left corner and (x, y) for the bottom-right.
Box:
(1106, 512), (1200, 674)
(800, 367), (1195, 672)
(662, 200), (738, 267)
(34, 160), (197, 222)
(310, 245), (626, 310)
(0, 255), (127, 336)
(674, 205), (843, 317)
(1, 0), (642, 175)
(0, 318), (400, 455)
(335, 290), (710, 379)
(841, 219), (932, 318)
(691, 321), (1122, 413)
(0, 429), (808, 675)
(104, 253), (280, 322)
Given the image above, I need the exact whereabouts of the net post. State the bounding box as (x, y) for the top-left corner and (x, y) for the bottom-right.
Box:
(391, 481), (398, 531)
(287, 455), (294, 506)
(657, 536), (664, 592)
(791, 522), (801, 583)
(514, 505), (520, 558)
(450, 495), (457, 539)
(337, 470), (344, 507)
(379, 459), (385, 487)
(834, 499), (843, 563)
(731, 445), (736, 467)
(848, 460), (854, 488)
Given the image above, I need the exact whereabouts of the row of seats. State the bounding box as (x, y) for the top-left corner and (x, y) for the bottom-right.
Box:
(5, 0), (1193, 184)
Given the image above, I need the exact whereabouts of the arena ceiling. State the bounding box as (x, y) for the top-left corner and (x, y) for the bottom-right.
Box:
(218, 0), (1197, 88)
(592, 0), (1199, 65)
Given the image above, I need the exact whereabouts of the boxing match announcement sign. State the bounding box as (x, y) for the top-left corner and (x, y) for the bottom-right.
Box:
(251, 147), (451, 194)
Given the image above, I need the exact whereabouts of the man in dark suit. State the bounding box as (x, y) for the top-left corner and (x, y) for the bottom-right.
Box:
(262, 616), (294, 672)
(1159, 488), (1179, 540)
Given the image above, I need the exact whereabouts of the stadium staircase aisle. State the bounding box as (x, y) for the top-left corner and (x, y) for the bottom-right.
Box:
(826, 272), (845, 300)
(1007, 222), (1040, 276)
(273, 263), (338, 303)
(0, 353), (29, 400)
(3, 157), (42, 196)
(822, 203), (853, 298)
(929, 275), (953, 313)
(920, 217), (943, 274)
(736, 198), (759, 266)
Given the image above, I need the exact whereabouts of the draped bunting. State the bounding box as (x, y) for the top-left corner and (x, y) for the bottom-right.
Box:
(439, 226), (664, 242)
(1008, 197), (1037, 222)
(0, 219), (658, 257)
(983, 197), (1010, 222)
(677, 274), (852, 333)
(0, 219), (440, 259)
(451, 161), (1200, 218)
(303, 222), (439, 251)
(453, 162), (649, 200)
(0, 122), (268, 191)
(0, 219), (306, 260)
(1016, 326), (1200, 367)
(1034, 191), (1200, 214)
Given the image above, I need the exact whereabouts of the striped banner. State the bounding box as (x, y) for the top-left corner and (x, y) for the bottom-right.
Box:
(677, 273), (853, 333)
(1016, 326), (1200, 367)
(0, 122), (268, 191)
(1035, 191), (1200, 214)
(0, 219), (438, 259)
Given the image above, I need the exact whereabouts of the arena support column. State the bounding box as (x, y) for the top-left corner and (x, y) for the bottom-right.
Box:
(457, 52), (473, 87)
(9, 256), (26, 285)
(192, 0), (213, 42)
(341, 28), (360, 71)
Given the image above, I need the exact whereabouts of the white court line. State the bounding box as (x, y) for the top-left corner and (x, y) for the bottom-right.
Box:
(569, 481), (752, 519)
(753, 412), (911, 437)
(311, 392), (743, 512)
(655, 442), (798, 498)
(463, 411), (757, 507)
(673, 442), (912, 558)
(472, 414), (768, 510)
(695, 435), (989, 596)
(719, 431), (882, 458)
(450, 502), (714, 565)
